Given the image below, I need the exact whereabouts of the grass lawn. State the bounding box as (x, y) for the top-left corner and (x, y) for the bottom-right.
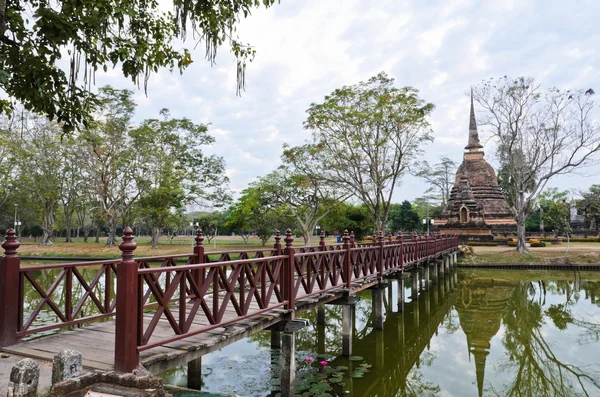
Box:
(460, 242), (600, 265)
(14, 235), (340, 259)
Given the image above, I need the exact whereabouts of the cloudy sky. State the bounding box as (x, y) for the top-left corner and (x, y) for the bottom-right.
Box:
(97, 0), (600, 205)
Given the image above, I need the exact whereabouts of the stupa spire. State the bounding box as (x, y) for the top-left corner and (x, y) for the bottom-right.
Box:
(466, 88), (484, 151)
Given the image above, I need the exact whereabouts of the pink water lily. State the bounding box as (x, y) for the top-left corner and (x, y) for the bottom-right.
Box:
(305, 357), (314, 362)
(320, 361), (328, 366)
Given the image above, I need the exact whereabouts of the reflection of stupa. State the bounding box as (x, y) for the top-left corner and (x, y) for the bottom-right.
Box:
(455, 278), (516, 397)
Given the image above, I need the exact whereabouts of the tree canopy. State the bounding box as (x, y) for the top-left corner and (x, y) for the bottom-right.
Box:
(0, 0), (278, 131)
(303, 72), (434, 231)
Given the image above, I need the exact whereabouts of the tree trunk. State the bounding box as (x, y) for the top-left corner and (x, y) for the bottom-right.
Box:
(516, 220), (528, 253)
(76, 227), (80, 238)
(94, 225), (100, 243)
(106, 217), (117, 246)
(83, 229), (89, 243)
(64, 212), (72, 242)
(40, 206), (55, 246)
(151, 227), (160, 249)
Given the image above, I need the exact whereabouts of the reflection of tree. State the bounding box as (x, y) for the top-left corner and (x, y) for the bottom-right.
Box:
(497, 281), (600, 397)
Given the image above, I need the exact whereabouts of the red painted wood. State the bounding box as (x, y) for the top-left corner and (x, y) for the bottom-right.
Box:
(0, 229), (20, 347)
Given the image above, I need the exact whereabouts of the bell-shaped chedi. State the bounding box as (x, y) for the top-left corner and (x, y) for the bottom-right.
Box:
(437, 92), (516, 241)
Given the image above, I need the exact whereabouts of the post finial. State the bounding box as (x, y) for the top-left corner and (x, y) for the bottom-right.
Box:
(119, 226), (137, 261)
(195, 228), (204, 247)
(320, 231), (326, 246)
(284, 228), (294, 248)
(2, 228), (19, 257)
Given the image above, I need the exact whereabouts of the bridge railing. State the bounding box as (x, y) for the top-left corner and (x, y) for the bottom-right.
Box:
(0, 227), (458, 372)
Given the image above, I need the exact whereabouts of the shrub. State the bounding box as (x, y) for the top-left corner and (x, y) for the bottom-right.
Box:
(466, 242), (499, 246)
(507, 241), (517, 247)
(567, 237), (600, 243)
(531, 242), (546, 247)
(529, 238), (541, 245)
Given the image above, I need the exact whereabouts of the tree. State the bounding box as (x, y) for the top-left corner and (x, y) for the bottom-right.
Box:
(474, 77), (600, 253)
(0, 0), (279, 131)
(81, 86), (147, 246)
(196, 211), (226, 245)
(253, 144), (350, 245)
(228, 186), (292, 246)
(387, 201), (421, 232)
(578, 184), (600, 232)
(538, 188), (572, 250)
(304, 72), (435, 231)
(415, 156), (457, 207)
(6, 114), (66, 244)
(132, 108), (229, 248)
(319, 202), (375, 241)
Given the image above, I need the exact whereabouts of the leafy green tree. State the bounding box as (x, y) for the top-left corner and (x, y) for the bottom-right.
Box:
(388, 201), (420, 232)
(474, 77), (600, 253)
(319, 203), (375, 241)
(227, 186), (292, 246)
(539, 188), (572, 249)
(578, 185), (600, 232)
(0, 0), (279, 131)
(196, 211), (227, 245)
(132, 108), (229, 248)
(304, 72), (434, 232)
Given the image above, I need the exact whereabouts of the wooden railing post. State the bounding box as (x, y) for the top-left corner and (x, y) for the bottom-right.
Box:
(377, 231), (384, 280)
(274, 230), (282, 255)
(193, 228), (204, 292)
(0, 229), (20, 347)
(114, 226), (139, 373)
(283, 229), (295, 314)
(350, 231), (356, 248)
(398, 233), (404, 269)
(343, 230), (351, 289)
(319, 232), (327, 250)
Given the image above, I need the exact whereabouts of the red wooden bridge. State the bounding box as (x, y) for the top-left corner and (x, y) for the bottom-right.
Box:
(0, 228), (458, 373)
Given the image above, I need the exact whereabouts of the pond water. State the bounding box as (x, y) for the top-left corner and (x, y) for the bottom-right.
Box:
(158, 269), (600, 397)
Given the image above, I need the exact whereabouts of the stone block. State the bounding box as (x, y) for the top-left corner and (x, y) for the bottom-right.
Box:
(52, 348), (83, 385)
(7, 358), (40, 397)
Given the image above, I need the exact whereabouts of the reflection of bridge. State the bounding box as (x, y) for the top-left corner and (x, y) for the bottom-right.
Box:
(336, 273), (458, 397)
(0, 227), (458, 383)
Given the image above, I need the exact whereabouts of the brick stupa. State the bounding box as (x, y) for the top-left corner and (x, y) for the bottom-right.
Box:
(438, 93), (516, 241)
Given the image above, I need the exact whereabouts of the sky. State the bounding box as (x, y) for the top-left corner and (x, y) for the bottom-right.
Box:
(95, 0), (600, 206)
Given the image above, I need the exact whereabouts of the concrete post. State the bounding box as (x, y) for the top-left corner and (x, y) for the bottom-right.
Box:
(411, 271), (419, 301)
(444, 256), (450, 273)
(342, 305), (354, 356)
(439, 258), (445, 278)
(7, 358), (39, 397)
(51, 349), (82, 385)
(412, 299), (420, 328)
(433, 281), (439, 306)
(187, 357), (203, 390)
(432, 261), (438, 284)
(280, 332), (296, 397)
(397, 277), (404, 313)
(271, 329), (281, 350)
(424, 289), (431, 317)
(317, 323), (325, 354)
(317, 305), (325, 325)
(372, 288), (384, 331)
(423, 266), (430, 291)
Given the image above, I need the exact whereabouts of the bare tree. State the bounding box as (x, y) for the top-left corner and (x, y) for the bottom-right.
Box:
(415, 156), (457, 207)
(474, 77), (600, 253)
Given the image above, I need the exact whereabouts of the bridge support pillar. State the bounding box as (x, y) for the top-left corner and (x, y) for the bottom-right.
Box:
(453, 252), (458, 266)
(397, 275), (405, 313)
(444, 256), (450, 274)
(187, 357), (203, 390)
(280, 331), (296, 397)
(439, 259), (445, 278)
(412, 298), (420, 328)
(432, 261), (438, 285)
(317, 305), (325, 325)
(411, 271), (419, 301)
(423, 266), (430, 291)
(317, 322), (325, 354)
(271, 329), (281, 350)
(372, 287), (384, 331)
(342, 304), (355, 356)
(375, 327), (385, 371)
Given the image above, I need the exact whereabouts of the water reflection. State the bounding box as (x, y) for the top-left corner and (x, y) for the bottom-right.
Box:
(158, 270), (600, 397)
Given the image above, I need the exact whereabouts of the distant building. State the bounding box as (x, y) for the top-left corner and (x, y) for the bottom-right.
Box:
(437, 93), (516, 241)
